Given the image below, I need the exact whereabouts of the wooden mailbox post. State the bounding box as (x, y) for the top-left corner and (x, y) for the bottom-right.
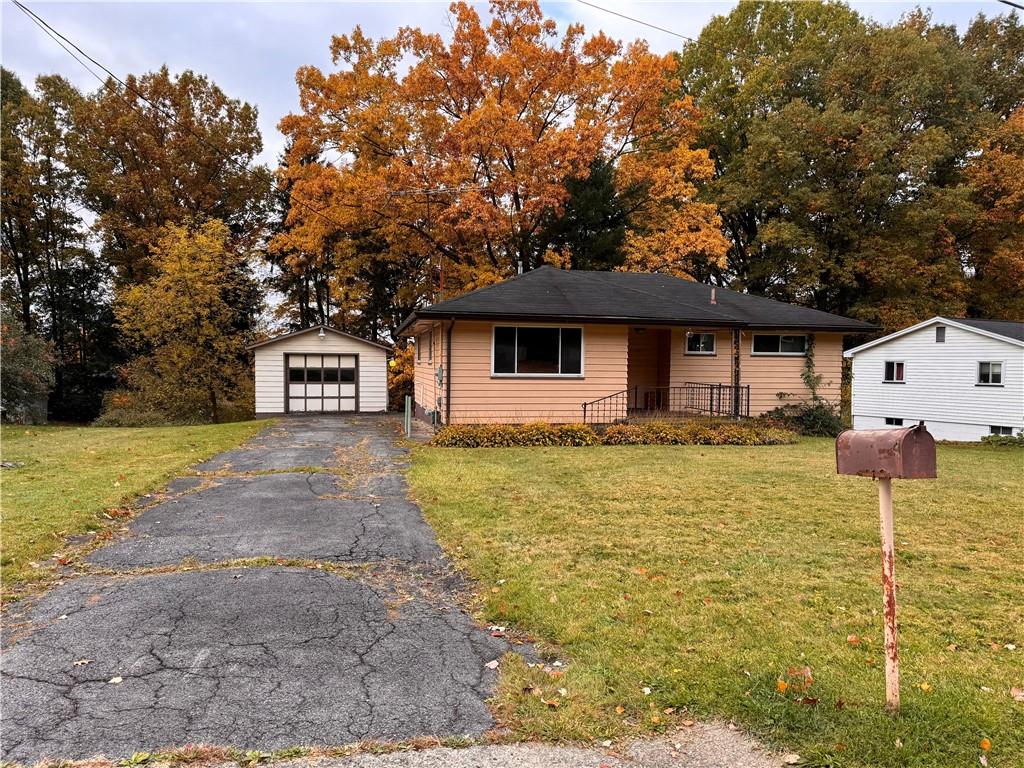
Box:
(836, 422), (937, 713)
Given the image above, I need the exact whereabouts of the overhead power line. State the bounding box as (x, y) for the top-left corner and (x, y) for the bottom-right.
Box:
(997, 0), (1023, 11)
(10, 0), (471, 236)
(574, 0), (696, 43)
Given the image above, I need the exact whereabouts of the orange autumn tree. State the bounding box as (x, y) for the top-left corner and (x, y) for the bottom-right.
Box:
(276, 0), (726, 303)
(964, 108), (1024, 320)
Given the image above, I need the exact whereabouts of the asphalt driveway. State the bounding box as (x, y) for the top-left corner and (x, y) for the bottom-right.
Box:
(1, 417), (509, 762)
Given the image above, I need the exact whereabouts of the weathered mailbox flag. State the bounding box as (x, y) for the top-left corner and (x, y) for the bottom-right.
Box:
(836, 422), (937, 713)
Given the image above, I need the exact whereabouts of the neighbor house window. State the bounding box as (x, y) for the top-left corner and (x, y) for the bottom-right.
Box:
(885, 417), (904, 426)
(416, 334), (423, 362)
(752, 334), (807, 355)
(978, 361), (1003, 385)
(492, 326), (583, 376)
(990, 425), (1014, 436)
(935, 326), (946, 343)
(428, 329), (434, 362)
(686, 332), (716, 355)
(884, 361), (905, 382)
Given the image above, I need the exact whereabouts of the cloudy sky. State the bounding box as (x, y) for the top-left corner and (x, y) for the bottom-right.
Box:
(2, 1), (1011, 166)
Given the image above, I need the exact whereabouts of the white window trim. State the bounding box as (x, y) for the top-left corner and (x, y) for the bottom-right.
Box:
(977, 360), (1005, 387)
(685, 332), (717, 356)
(883, 360), (906, 384)
(490, 324), (585, 378)
(750, 333), (808, 357)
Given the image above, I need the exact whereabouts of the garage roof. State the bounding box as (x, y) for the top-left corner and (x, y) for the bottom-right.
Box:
(247, 325), (392, 351)
(396, 266), (876, 334)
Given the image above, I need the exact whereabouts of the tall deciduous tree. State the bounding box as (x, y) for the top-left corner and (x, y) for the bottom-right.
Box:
(677, 3), (1023, 330)
(1, 69), (118, 420)
(115, 220), (258, 422)
(964, 108), (1024, 320)
(276, 0), (726, 303)
(75, 67), (271, 284)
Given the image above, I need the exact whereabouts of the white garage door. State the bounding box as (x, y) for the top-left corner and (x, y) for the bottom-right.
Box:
(286, 353), (358, 413)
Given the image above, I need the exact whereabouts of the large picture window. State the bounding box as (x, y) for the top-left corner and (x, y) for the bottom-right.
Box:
(492, 326), (583, 376)
(752, 334), (807, 355)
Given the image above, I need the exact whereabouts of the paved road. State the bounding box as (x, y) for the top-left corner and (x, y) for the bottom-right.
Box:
(2, 417), (510, 763)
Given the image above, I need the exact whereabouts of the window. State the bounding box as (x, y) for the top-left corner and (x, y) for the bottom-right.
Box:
(428, 329), (434, 362)
(752, 334), (807, 355)
(990, 425), (1014, 436)
(416, 334), (423, 362)
(492, 326), (583, 376)
(885, 417), (904, 426)
(884, 361), (905, 383)
(686, 332), (716, 355)
(289, 367), (305, 383)
(340, 367), (356, 383)
(935, 326), (946, 343)
(978, 361), (1003, 386)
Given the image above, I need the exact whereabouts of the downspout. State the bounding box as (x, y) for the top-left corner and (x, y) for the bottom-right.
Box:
(732, 329), (742, 417)
(445, 318), (454, 425)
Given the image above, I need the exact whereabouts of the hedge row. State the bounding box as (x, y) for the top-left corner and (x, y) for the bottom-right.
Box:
(430, 420), (799, 447)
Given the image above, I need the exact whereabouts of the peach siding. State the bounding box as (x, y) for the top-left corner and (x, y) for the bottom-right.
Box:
(430, 321), (628, 424)
(413, 321), (843, 423)
(413, 322), (446, 420)
(669, 329), (734, 387)
(741, 331), (843, 415)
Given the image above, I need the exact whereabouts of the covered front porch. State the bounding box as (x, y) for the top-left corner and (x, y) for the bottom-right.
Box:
(582, 326), (749, 424)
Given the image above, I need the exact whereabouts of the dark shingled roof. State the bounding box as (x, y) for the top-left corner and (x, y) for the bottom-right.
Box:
(951, 318), (1024, 343)
(397, 266), (876, 334)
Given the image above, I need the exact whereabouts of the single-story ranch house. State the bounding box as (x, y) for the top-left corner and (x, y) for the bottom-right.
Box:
(250, 325), (390, 415)
(396, 266), (875, 425)
(845, 316), (1024, 441)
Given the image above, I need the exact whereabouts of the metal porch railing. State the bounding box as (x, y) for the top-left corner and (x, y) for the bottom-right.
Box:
(581, 382), (751, 425)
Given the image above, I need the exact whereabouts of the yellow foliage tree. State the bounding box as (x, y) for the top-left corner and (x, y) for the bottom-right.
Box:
(275, 0), (726, 300)
(115, 220), (256, 422)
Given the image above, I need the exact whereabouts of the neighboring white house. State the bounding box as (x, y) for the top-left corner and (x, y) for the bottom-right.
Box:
(249, 325), (390, 416)
(845, 317), (1024, 441)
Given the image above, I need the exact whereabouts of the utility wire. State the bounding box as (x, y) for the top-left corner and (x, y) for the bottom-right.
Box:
(997, 0), (1023, 11)
(10, 0), (467, 236)
(574, 0), (696, 43)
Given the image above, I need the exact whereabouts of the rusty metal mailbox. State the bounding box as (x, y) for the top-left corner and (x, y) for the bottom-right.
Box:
(835, 421), (936, 714)
(836, 422), (936, 479)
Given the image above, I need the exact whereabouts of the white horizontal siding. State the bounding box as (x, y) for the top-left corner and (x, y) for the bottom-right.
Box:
(850, 324), (1024, 440)
(254, 332), (388, 414)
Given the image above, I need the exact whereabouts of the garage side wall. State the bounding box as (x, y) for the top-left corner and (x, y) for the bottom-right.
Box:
(254, 335), (388, 415)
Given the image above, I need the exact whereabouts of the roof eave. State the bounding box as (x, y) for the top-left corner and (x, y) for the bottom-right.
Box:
(403, 309), (875, 333)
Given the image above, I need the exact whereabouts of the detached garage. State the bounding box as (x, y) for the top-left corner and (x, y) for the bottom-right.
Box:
(249, 325), (390, 415)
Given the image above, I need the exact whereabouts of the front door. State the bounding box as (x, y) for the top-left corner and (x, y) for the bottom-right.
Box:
(626, 329), (671, 409)
(286, 353), (358, 413)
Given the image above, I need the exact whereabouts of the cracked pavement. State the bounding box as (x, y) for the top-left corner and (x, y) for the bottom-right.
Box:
(1, 416), (510, 763)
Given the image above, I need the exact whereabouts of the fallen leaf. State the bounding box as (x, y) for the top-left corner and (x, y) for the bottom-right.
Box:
(108, 676), (123, 684)
(663, 707), (675, 714)
(601, 740), (612, 748)
(642, 686), (652, 695)
(682, 719), (695, 727)
(980, 738), (991, 752)
(782, 754), (801, 765)
(847, 634), (860, 645)
(73, 659), (93, 667)
(947, 643), (959, 651)
(541, 698), (560, 708)
(650, 715), (661, 724)
(918, 682), (933, 693)
(484, 660), (499, 670)
(777, 679), (789, 693)
(980, 755), (989, 767)
(615, 705), (625, 714)
(1011, 687), (1024, 702)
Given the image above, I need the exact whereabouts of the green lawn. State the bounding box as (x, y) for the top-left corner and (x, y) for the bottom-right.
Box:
(409, 440), (1024, 768)
(0, 421), (269, 591)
